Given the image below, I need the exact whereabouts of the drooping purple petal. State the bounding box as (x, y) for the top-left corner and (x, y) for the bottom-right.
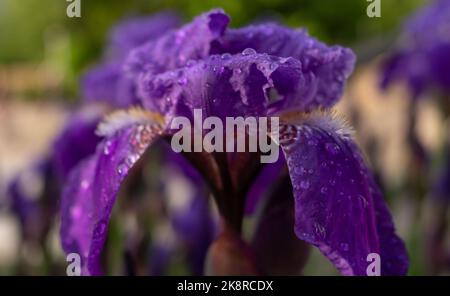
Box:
(278, 112), (409, 275)
(164, 150), (217, 275)
(6, 158), (56, 239)
(60, 111), (163, 275)
(245, 153), (285, 215)
(251, 176), (311, 275)
(52, 107), (104, 182)
(124, 9), (230, 78)
(214, 23), (355, 110)
(171, 194), (216, 275)
(149, 239), (174, 276)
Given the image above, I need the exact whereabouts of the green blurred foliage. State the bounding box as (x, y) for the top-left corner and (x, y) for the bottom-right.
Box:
(0, 0), (426, 96)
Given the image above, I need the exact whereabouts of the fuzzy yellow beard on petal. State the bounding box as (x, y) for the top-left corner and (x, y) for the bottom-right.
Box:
(279, 109), (354, 139)
(96, 107), (165, 137)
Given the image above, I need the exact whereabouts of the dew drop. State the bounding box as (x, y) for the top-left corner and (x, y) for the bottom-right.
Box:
(340, 243), (349, 251)
(325, 142), (340, 155)
(320, 186), (328, 194)
(221, 53), (232, 60)
(127, 154), (139, 166)
(300, 180), (310, 189)
(307, 140), (316, 146)
(95, 221), (107, 236)
(177, 77), (188, 86)
(186, 59), (196, 67)
(117, 163), (127, 176)
(103, 141), (113, 155)
(242, 48), (256, 56)
(71, 206), (82, 218)
(80, 180), (89, 190)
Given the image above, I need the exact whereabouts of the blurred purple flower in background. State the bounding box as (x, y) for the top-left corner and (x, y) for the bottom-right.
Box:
(381, 0), (450, 98)
(381, 0), (450, 274)
(59, 9), (408, 276)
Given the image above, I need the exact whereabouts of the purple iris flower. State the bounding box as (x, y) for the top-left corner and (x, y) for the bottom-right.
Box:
(61, 9), (408, 276)
(381, 0), (450, 98)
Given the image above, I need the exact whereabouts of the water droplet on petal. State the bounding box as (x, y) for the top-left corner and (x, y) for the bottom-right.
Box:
(300, 180), (310, 189)
(71, 206), (82, 218)
(340, 243), (349, 251)
(325, 142), (340, 155)
(103, 141), (113, 155)
(95, 221), (107, 236)
(117, 163), (127, 176)
(177, 77), (187, 86)
(81, 180), (89, 190)
(186, 60), (196, 67)
(221, 53), (232, 60)
(242, 48), (256, 56)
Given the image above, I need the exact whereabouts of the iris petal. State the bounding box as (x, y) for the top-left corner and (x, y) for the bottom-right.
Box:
(52, 107), (103, 181)
(125, 9), (230, 78)
(251, 176), (310, 275)
(215, 23), (355, 110)
(82, 13), (180, 107)
(108, 12), (181, 59)
(60, 111), (163, 275)
(138, 52), (306, 121)
(278, 112), (408, 275)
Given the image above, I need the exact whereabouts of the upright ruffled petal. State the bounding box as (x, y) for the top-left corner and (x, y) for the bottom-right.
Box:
(82, 13), (180, 107)
(277, 112), (408, 275)
(138, 52), (308, 121)
(81, 62), (140, 108)
(60, 110), (164, 275)
(108, 12), (181, 59)
(215, 23), (355, 110)
(124, 9), (229, 78)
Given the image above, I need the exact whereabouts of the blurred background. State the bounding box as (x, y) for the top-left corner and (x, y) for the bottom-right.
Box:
(0, 0), (448, 275)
